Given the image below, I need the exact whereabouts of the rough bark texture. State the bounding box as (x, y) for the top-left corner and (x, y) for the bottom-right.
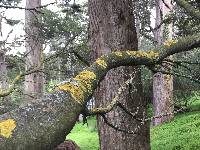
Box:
(0, 91), (82, 150)
(24, 0), (44, 100)
(152, 0), (174, 126)
(88, 0), (150, 149)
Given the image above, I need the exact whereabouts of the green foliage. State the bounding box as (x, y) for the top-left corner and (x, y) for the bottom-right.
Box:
(174, 0), (200, 36)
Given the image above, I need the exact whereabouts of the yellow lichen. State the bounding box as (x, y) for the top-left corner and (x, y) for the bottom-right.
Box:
(126, 51), (137, 56)
(0, 119), (16, 138)
(115, 52), (123, 57)
(95, 58), (107, 69)
(164, 40), (177, 47)
(58, 70), (96, 103)
(74, 70), (96, 93)
(15, 75), (21, 81)
(148, 51), (159, 58)
(58, 83), (84, 102)
(126, 50), (159, 59)
(74, 70), (96, 82)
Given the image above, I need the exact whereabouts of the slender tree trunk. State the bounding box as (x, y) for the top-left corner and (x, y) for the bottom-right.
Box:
(24, 0), (44, 100)
(152, 0), (174, 126)
(88, 0), (150, 149)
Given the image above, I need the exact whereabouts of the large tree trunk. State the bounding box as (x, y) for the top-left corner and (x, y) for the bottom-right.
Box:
(24, 0), (44, 100)
(152, 0), (174, 126)
(88, 0), (150, 149)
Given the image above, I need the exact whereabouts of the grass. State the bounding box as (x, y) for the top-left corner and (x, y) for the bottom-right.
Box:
(66, 99), (200, 150)
(151, 111), (200, 150)
(66, 117), (99, 150)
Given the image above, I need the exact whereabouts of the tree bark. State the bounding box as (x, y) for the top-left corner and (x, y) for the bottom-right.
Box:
(24, 0), (44, 100)
(88, 0), (150, 149)
(152, 0), (174, 126)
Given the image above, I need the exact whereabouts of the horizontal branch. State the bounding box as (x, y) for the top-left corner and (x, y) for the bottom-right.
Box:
(0, 2), (55, 11)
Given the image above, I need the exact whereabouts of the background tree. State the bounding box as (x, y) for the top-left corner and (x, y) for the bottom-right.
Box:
(24, 0), (43, 100)
(152, 0), (174, 125)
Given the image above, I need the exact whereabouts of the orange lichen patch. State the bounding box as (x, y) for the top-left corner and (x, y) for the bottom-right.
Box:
(0, 119), (16, 138)
(164, 40), (177, 47)
(58, 70), (96, 103)
(95, 58), (107, 69)
(126, 50), (159, 59)
(115, 52), (123, 57)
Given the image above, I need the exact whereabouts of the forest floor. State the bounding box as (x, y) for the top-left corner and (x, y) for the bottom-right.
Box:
(66, 99), (200, 150)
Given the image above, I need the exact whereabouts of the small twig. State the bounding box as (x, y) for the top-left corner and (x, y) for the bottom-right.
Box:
(0, 2), (56, 11)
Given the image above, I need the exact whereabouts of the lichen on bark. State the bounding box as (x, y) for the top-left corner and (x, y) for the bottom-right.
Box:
(0, 119), (16, 138)
(58, 70), (96, 104)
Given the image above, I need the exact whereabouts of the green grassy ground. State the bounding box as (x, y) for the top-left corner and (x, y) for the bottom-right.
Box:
(151, 111), (200, 150)
(66, 100), (200, 150)
(66, 117), (99, 150)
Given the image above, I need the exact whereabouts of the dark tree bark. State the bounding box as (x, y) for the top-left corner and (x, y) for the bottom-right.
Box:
(88, 0), (150, 149)
(24, 0), (44, 100)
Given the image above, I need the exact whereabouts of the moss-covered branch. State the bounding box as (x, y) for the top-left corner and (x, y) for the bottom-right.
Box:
(175, 0), (200, 20)
(0, 34), (199, 149)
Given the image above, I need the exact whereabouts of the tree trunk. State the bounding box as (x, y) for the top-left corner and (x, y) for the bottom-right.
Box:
(152, 0), (174, 126)
(24, 0), (44, 100)
(88, 0), (150, 149)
